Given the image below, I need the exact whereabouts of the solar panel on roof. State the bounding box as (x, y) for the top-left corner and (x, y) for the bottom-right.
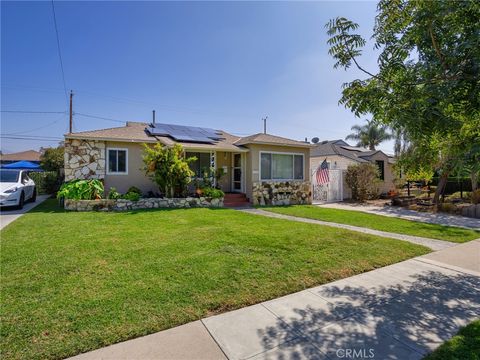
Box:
(146, 123), (224, 143)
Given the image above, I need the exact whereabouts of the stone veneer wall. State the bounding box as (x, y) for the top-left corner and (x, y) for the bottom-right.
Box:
(64, 139), (106, 181)
(252, 181), (311, 206)
(64, 197), (224, 211)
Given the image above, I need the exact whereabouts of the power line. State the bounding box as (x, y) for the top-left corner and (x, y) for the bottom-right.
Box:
(1, 134), (63, 139)
(74, 112), (126, 124)
(2, 84), (257, 119)
(50, 0), (68, 108)
(3, 114), (66, 136)
(1, 136), (63, 141)
(1, 110), (66, 114)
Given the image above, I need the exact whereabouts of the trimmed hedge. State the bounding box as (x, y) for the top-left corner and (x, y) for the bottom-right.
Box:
(28, 171), (62, 195)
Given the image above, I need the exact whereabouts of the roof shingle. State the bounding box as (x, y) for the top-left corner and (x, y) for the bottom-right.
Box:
(65, 123), (309, 151)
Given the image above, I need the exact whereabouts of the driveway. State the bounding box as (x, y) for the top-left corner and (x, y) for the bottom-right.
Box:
(69, 240), (480, 360)
(0, 194), (50, 230)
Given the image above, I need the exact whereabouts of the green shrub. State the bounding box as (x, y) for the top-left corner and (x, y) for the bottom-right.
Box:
(439, 202), (456, 213)
(345, 163), (381, 201)
(29, 171), (61, 194)
(143, 143), (196, 198)
(57, 179), (104, 200)
(126, 186), (142, 196)
(201, 187), (224, 199)
(107, 187), (121, 200)
(445, 191), (471, 202)
(122, 191), (140, 201)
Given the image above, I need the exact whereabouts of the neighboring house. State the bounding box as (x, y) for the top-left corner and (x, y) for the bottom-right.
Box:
(64, 122), (312, 205)
(310, 139), (396, 198)
(0, 150), (41, 165)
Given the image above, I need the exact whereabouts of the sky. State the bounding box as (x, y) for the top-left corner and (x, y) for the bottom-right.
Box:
(1, 1), (393, 154)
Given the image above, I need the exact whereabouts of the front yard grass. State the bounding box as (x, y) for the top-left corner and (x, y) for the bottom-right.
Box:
(1, 199), (429, 359)
(424, 319), (480, 360)
(263, 205), (480, 243)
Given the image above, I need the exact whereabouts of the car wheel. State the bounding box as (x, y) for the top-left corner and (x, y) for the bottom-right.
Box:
(31, 188), (37, 203)
(18, 192), (25, 209)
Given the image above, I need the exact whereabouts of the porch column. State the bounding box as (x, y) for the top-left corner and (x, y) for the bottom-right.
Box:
(210, 151), (216, 187)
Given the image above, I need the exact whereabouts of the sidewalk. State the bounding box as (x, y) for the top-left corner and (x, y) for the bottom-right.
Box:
(69, 240), (480, 360)
(317, 202), (480, 230)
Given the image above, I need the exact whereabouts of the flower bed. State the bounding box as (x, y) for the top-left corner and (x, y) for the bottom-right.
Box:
(64, 197), (224, 211)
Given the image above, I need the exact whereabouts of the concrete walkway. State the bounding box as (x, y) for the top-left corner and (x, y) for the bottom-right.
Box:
(240, 208), (456, 251)
(0, 194), (50, 230)
(69, 240), (480, 360)
(318, 202), (480, 230)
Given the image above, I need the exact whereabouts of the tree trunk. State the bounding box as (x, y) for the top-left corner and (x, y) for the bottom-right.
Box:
(471, 172), (478, 192)
(433, 173), (448, 206)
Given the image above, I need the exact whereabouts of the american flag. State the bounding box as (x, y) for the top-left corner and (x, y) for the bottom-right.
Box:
(315, 159), (330, 184)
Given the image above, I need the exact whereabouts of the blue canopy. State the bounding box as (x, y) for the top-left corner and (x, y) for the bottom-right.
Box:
(2, 161), (42, 170)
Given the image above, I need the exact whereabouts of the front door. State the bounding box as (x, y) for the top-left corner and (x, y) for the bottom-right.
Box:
(232, 153), (242, 192)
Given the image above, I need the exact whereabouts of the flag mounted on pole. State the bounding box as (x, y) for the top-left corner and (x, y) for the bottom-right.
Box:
(315, 159), (330, 185)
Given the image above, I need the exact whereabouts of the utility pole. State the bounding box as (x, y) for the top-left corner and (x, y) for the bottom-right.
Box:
(262, 116), (268, 134)
(69, 90), (73, 133)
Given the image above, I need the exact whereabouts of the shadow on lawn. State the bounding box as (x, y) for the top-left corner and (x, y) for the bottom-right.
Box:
(256, 270), (480, 359)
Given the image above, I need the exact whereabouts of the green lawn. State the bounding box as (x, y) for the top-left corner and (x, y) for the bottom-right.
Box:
(424, 320), (480, 360)
(263, 206), (480, 243)
(1, 199), (429, 360)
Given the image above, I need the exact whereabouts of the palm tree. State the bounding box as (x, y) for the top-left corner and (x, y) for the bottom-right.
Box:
(392, 127), (410, 158)
(345, 120), (393, 150)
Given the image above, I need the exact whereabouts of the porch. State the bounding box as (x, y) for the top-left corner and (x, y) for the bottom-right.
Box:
(185, 150), (247, 196)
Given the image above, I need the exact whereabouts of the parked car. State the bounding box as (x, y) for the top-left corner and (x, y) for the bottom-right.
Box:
(0, 169), (36, 209)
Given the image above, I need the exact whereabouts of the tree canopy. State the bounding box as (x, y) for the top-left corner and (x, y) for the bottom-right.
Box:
(40, 146), (64, 173)
(326, 0), (480, 202)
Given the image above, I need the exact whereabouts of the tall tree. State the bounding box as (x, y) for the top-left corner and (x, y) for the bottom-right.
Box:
(345, 119), (392, 150)
(326, 0), (480, 205)
(40, 146), (64, 173)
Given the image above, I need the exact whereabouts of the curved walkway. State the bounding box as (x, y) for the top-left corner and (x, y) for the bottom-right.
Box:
(239, 208), (456, 251)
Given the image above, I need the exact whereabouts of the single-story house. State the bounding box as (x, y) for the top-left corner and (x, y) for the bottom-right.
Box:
(0, 150), (41, 165)
(64, 121), (312, 205)
(310, 139), (396, 198)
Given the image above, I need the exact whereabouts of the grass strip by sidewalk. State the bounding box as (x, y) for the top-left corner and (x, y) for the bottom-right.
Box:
(424, 319), (480, 360)
(1, 199), (429, 360)
(263, 205), (480, 243)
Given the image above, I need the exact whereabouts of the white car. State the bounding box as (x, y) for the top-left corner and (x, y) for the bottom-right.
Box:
(0, 169), (36, 209)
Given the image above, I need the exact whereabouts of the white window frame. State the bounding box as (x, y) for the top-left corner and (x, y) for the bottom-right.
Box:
(259, 151), (305, 181)
(106, 147), (128, 175)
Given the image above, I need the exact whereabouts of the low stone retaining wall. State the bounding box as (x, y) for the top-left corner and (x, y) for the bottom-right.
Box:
(461, 203), (480, 219)
(252, 181), (311, 206)
(65, 197), (224, 211)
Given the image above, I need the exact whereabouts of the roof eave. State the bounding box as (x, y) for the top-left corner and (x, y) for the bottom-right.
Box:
(65, 135), (158, 143)
(237, 140), (313, 148)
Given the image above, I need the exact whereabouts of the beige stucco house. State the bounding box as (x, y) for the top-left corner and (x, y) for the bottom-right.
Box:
(310, 139), (396, 199)
(64, 122), (312, 205)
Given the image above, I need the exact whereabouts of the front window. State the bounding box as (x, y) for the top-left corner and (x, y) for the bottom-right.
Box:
(260, 153), (304, 180)
(0, 170), (20, 183)
(107, 148), (128, 174)
(186, 152), (211, 177)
